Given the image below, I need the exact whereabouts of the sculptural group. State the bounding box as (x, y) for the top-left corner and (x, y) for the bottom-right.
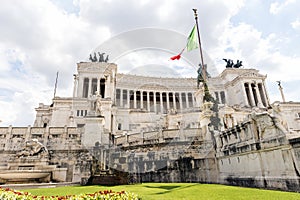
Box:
(89, 52), (109, 63)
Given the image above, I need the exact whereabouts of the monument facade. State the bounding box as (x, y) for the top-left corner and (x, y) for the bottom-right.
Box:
(0, 59), (300, 191)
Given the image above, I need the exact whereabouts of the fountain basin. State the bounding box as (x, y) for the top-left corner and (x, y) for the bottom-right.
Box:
(0, 170), (51, 182)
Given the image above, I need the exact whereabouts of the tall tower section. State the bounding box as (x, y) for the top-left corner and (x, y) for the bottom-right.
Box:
(74, 62), (117, 100)
(72, 62), (117, 134)
(219, 68), (270, 108)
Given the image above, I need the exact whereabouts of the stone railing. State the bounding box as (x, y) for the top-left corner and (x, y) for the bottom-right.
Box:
(0, 126), (83, 151)
(114, 128), (203, 146)
(215, 112), (290, 156)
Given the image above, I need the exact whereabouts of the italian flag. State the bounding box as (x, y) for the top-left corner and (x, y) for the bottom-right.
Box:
(170, 25), (198, 60)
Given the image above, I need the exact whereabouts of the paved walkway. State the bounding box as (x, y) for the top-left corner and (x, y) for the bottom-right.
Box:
(0, 182), (80, 190)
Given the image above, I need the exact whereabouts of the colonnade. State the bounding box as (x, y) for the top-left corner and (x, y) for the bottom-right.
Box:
(244, 82), (267, 107)
(78, 77), (106, 98)
(116, 89), (195, 113)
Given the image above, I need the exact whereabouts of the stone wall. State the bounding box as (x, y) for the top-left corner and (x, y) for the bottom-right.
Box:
(215, 112), (300, 191)
(1, 110), (300, 191)
(0, 126), (92, 183)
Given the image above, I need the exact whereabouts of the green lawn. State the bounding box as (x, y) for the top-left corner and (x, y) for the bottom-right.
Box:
(23, 183), (300, 200)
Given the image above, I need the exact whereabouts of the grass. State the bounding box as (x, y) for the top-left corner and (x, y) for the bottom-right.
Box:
(22, 183), (300, 200)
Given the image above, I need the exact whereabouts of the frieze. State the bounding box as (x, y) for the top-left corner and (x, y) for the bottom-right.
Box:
(241, 72), (266, 78)
(31, 128), (45, 134)
(11, 128), (27, 135)
(0, 128), (8, 135)
(49, 127), (65, 134)
(77, 62), (117, 73)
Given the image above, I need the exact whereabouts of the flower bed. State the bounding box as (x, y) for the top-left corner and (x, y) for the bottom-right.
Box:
(0, 187), (139, 200)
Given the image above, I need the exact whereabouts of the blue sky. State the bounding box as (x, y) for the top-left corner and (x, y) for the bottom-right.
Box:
(0, 0), (300, 126)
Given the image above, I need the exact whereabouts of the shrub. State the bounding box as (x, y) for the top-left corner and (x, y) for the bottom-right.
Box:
(0, 187), (139, 200)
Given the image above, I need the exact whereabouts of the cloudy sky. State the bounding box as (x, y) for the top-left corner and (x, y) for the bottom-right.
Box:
(0, 0), (300, 126)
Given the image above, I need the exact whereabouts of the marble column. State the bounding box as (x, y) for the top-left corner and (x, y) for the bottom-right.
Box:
(73, 75), (78, 98)
(179, 92), (183, 111)
(88, 78), (92, 97)
(243, 83), (250, 107)
(160, 92), (163, 113)
(192, 94), (196, 107)
(127, 90), (130, 109)
(185, 93), (189, 108)
(120, 89), (123, 107)
(166, 92), (170, 110)
(97, 78), (100, 95)
(247, 83), (255, 107)
(147, 91), (150, 111)
(154, 92), (157, 113)
(134, 91), (137, 109)
(140, 91), (143, 109)
(260, 82), (268, 107)
(254, 83), (263, 107)
(173, 92), (176, 110)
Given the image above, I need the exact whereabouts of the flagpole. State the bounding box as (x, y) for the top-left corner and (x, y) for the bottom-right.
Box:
(54, 71), (59, 98)
(193, 9), (212, 102)
(193, 9), (206, 82)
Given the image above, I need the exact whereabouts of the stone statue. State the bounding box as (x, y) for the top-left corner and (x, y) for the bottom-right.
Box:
(223, 59), (234, 68)
(276, 81), (281, 87)
(16, 139), (48, 158)
(104, 55), (109, 62)
(96, 97), (102, 116)
(223, 59), (243, 68)
(197, 64), (204, 88)
(89, 52), (109, 63)
(233, 60), (243, 68)
(93, 53), (97, 62)
(98, 52), (105, 62)
(89, 54), (93, 62)
(197, 64), (211, 88)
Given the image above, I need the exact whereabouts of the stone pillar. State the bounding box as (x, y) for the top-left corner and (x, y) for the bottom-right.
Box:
(173, 92), (176, 110)
(120, 89), (123, 107)
(104, 77), (109, 98)
(243, 83), (250, 107)
(97, 78), (100, 95)
(166, 92), (170, 110)
(127, 90), (130, 109)
(258, 82), (267, 107)
(134, 91), (137, 109)
(141, 91), (143, 109)
(191, 94), (195, 107)
(77, 77), (84, 98)
(160, 92), (163, 113)
(185, 93), (189, 108)
(179, 92), (183, 111)
(248, 83), (255, 107)
(88, 78), (92, 97)
(254, 83), (263, 107)
(154, 92), (157, 113)
(147, 91), (150, 111)
(262, 82), (270, 106)
(73, 75), (78, 98)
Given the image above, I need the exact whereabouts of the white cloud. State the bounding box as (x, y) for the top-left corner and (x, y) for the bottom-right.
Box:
(291, 19), (300, 30)
(270, 0), (296, 15)
(0, 0), (111, 126)
(1, 0), (300, 126)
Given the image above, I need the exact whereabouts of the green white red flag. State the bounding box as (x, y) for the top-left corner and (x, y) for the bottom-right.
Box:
(170, 25), (198, 60)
